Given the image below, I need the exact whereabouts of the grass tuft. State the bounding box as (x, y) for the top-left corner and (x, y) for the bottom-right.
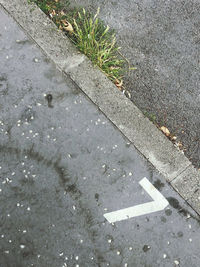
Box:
(28, 1), (133, 87)
(67, 8), (124, 82)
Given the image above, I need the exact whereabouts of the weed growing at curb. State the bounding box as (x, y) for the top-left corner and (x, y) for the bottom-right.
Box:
(28, 0), (131, 89)
(68, 8), (124, 83)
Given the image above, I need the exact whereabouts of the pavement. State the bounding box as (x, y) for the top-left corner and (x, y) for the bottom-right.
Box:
(0, 1), (200, 267)
(73, 0), (200, 168)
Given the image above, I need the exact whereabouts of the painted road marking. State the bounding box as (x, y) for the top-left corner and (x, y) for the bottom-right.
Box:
(104, 177), (169, 223)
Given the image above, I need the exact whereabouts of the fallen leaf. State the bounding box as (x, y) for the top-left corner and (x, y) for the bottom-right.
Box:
(171, 135), (177, 141)
(177, 141), (183, 148)
(61, 20), (73, 33)
(160, 126), (170, 137)
(49, 9), (56, 18)
(114, 79), (123, 90)
(60, 10), (66, 16)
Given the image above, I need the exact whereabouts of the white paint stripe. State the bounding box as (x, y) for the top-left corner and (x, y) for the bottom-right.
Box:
(139, 177), (169, 205)
(104, 177), (169, 223)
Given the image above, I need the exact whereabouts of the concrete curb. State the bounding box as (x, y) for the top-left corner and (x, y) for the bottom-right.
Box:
(1, 0), (199, 214)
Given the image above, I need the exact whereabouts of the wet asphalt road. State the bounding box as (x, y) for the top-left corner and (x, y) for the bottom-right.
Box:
(0, 6), (200, 267)
(72, 0), (200, 168)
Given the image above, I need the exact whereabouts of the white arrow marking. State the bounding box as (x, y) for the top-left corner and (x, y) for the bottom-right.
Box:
(104, 177), (169, 223)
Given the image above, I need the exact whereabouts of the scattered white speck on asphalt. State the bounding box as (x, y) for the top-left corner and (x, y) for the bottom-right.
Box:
(189, 238), (192, 242)
(4, 250), (9, 254)
(75, 256), (79, 260)
(0, 189), (2, 192)
(72, 205), (76, 210)
(1, 235), (4, 238)
(17, 203), (20, 207)
(129, 172), (132, 176)
(37, 103), (41, 106)
(80, 239), (83, 243)
(22, 230), (27, 233)
(104, 208), (108, 211)
(129, 247), (133, 251)
(11, 172), (15, 175)
(7, 214), (10, 217)
(27, 207), (30, 211)
(174, 260), (180, 265)
(37, 255), (41, 258)
(20, 245), (25, 249)
(117, 251), (121, 255)
(108, 239), (112, 243)
(163, 254), (167, 259)
(188, 224), (192, 229)
(9, 240), (12, 243)
(59, 252), (64, 256)
(124, 264), (128, 267)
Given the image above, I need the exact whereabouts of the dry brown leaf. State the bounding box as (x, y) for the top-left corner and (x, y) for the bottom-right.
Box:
(160, 126), (170, 137)
(171, 135), (177, 141)
(49, 9), (56, 18)
(114, 79), (123, 90)
(60, 10), (66, 16)
(177, 141), (183, 148)
(61, 20), (73, 33)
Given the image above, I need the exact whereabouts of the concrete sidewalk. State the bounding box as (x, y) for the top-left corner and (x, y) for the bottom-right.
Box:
(0, 1), (200, 267)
